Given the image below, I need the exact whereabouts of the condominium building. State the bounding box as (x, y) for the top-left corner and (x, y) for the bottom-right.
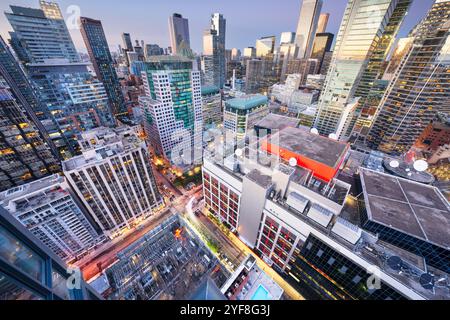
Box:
(366, 0), (450, 155)
(0, 175), (102, 263)
(223, 94), (269, 141)
(0, 206), (102, 300)
(140, 56), (203, 167)
(62, 127), (163, 238)
(5, 2), (79, 64)
(315, 0), (411, 139)
(80, 17), (127, 117)
(202, 126), (450, 300)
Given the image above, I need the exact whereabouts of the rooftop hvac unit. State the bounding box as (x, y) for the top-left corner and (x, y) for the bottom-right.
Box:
(307, 203), (333, 228)
(331, 217), (362, 244)
(286, 191), (309, 214)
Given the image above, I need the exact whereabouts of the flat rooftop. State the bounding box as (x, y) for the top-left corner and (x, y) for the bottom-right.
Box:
(255, 113), (299, 131)
(268, 127), (349, 168)
(360, 168), (450, 250)
(225, 94), (268, 111)
(201, 85), (220, 96)
(245, 169), (273, 189)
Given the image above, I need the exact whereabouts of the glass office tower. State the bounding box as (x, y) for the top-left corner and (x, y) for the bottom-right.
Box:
(314, 0), (410, 138)
(80, 17), (127, 118)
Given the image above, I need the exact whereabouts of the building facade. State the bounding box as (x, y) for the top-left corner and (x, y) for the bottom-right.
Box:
(168, 13), (191, 55)
(140, 56), (203, 167)
(294, 0), (323, 59)
(0, 84), (60, 192)
(0, 175), (102, 263)
(62, 127), (163, 238)
(0, 206), (101, 300)
(314, 0), (410, 139)
(5, 2), (79, 65)
(366, 0), (450, 155)
(80, 17), (127, 118)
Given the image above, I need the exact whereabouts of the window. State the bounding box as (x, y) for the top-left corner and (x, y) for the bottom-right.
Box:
(0, 272), (43, 300)
(327, 257), (336, 266)
(52, 270), (71, 300)
(0, 225), (45, 283)
(339, 266), (348, 274)
(316, 249), (324, 258)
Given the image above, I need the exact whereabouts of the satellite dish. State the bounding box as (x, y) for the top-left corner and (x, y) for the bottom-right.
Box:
(289, 157), (297, 167)
(389, 160), (400, 168)
(328, 133), (338, 140)
(387, 256), (403, 271)
(419, 273), (435, 290)
(235, 149), (243, 157)
(310, 128), (319, 135)
(413, 160), (428, 172)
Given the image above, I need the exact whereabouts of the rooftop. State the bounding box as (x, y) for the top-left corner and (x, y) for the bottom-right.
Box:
(254, 113), (299, 132)
(225, 94), (268, 111)
(267, 127), (349, 169)
(360, 168), (450, 250)
(0, 174), (68, 212)
(201, 85), (220, 96)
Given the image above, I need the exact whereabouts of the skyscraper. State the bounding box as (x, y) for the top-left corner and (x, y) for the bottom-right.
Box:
(202, 29), (220, 87)
(80, 17), (127, 118)
(63, 127), (163, 238)
(294, 0), (323, 59)
(140, 56), (203, 167)
(310, 32), (334, 71)
(122, 33), (133, 52)
(211, 13), (226, 88)
(314, 0), (411, 138)
(349, 0), (412, 140)
(168, 13), (191, 55)
(5, 2), (80, 64)
(0, 83), (61, 192)
(256, 36), (276, 57)
(0, 36), (61, 159)
(317, 13), (330, 33)
(366, 0), (450, 155)
(280, 32), (296, 45)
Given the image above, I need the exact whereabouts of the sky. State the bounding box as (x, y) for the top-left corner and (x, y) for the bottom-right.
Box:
(0, 0), (435, 54)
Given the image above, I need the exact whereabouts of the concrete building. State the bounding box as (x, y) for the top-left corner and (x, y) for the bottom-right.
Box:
(202, 126), (450, 300)
(0, 175), (102, 262)
(62, 127), (163, 238)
